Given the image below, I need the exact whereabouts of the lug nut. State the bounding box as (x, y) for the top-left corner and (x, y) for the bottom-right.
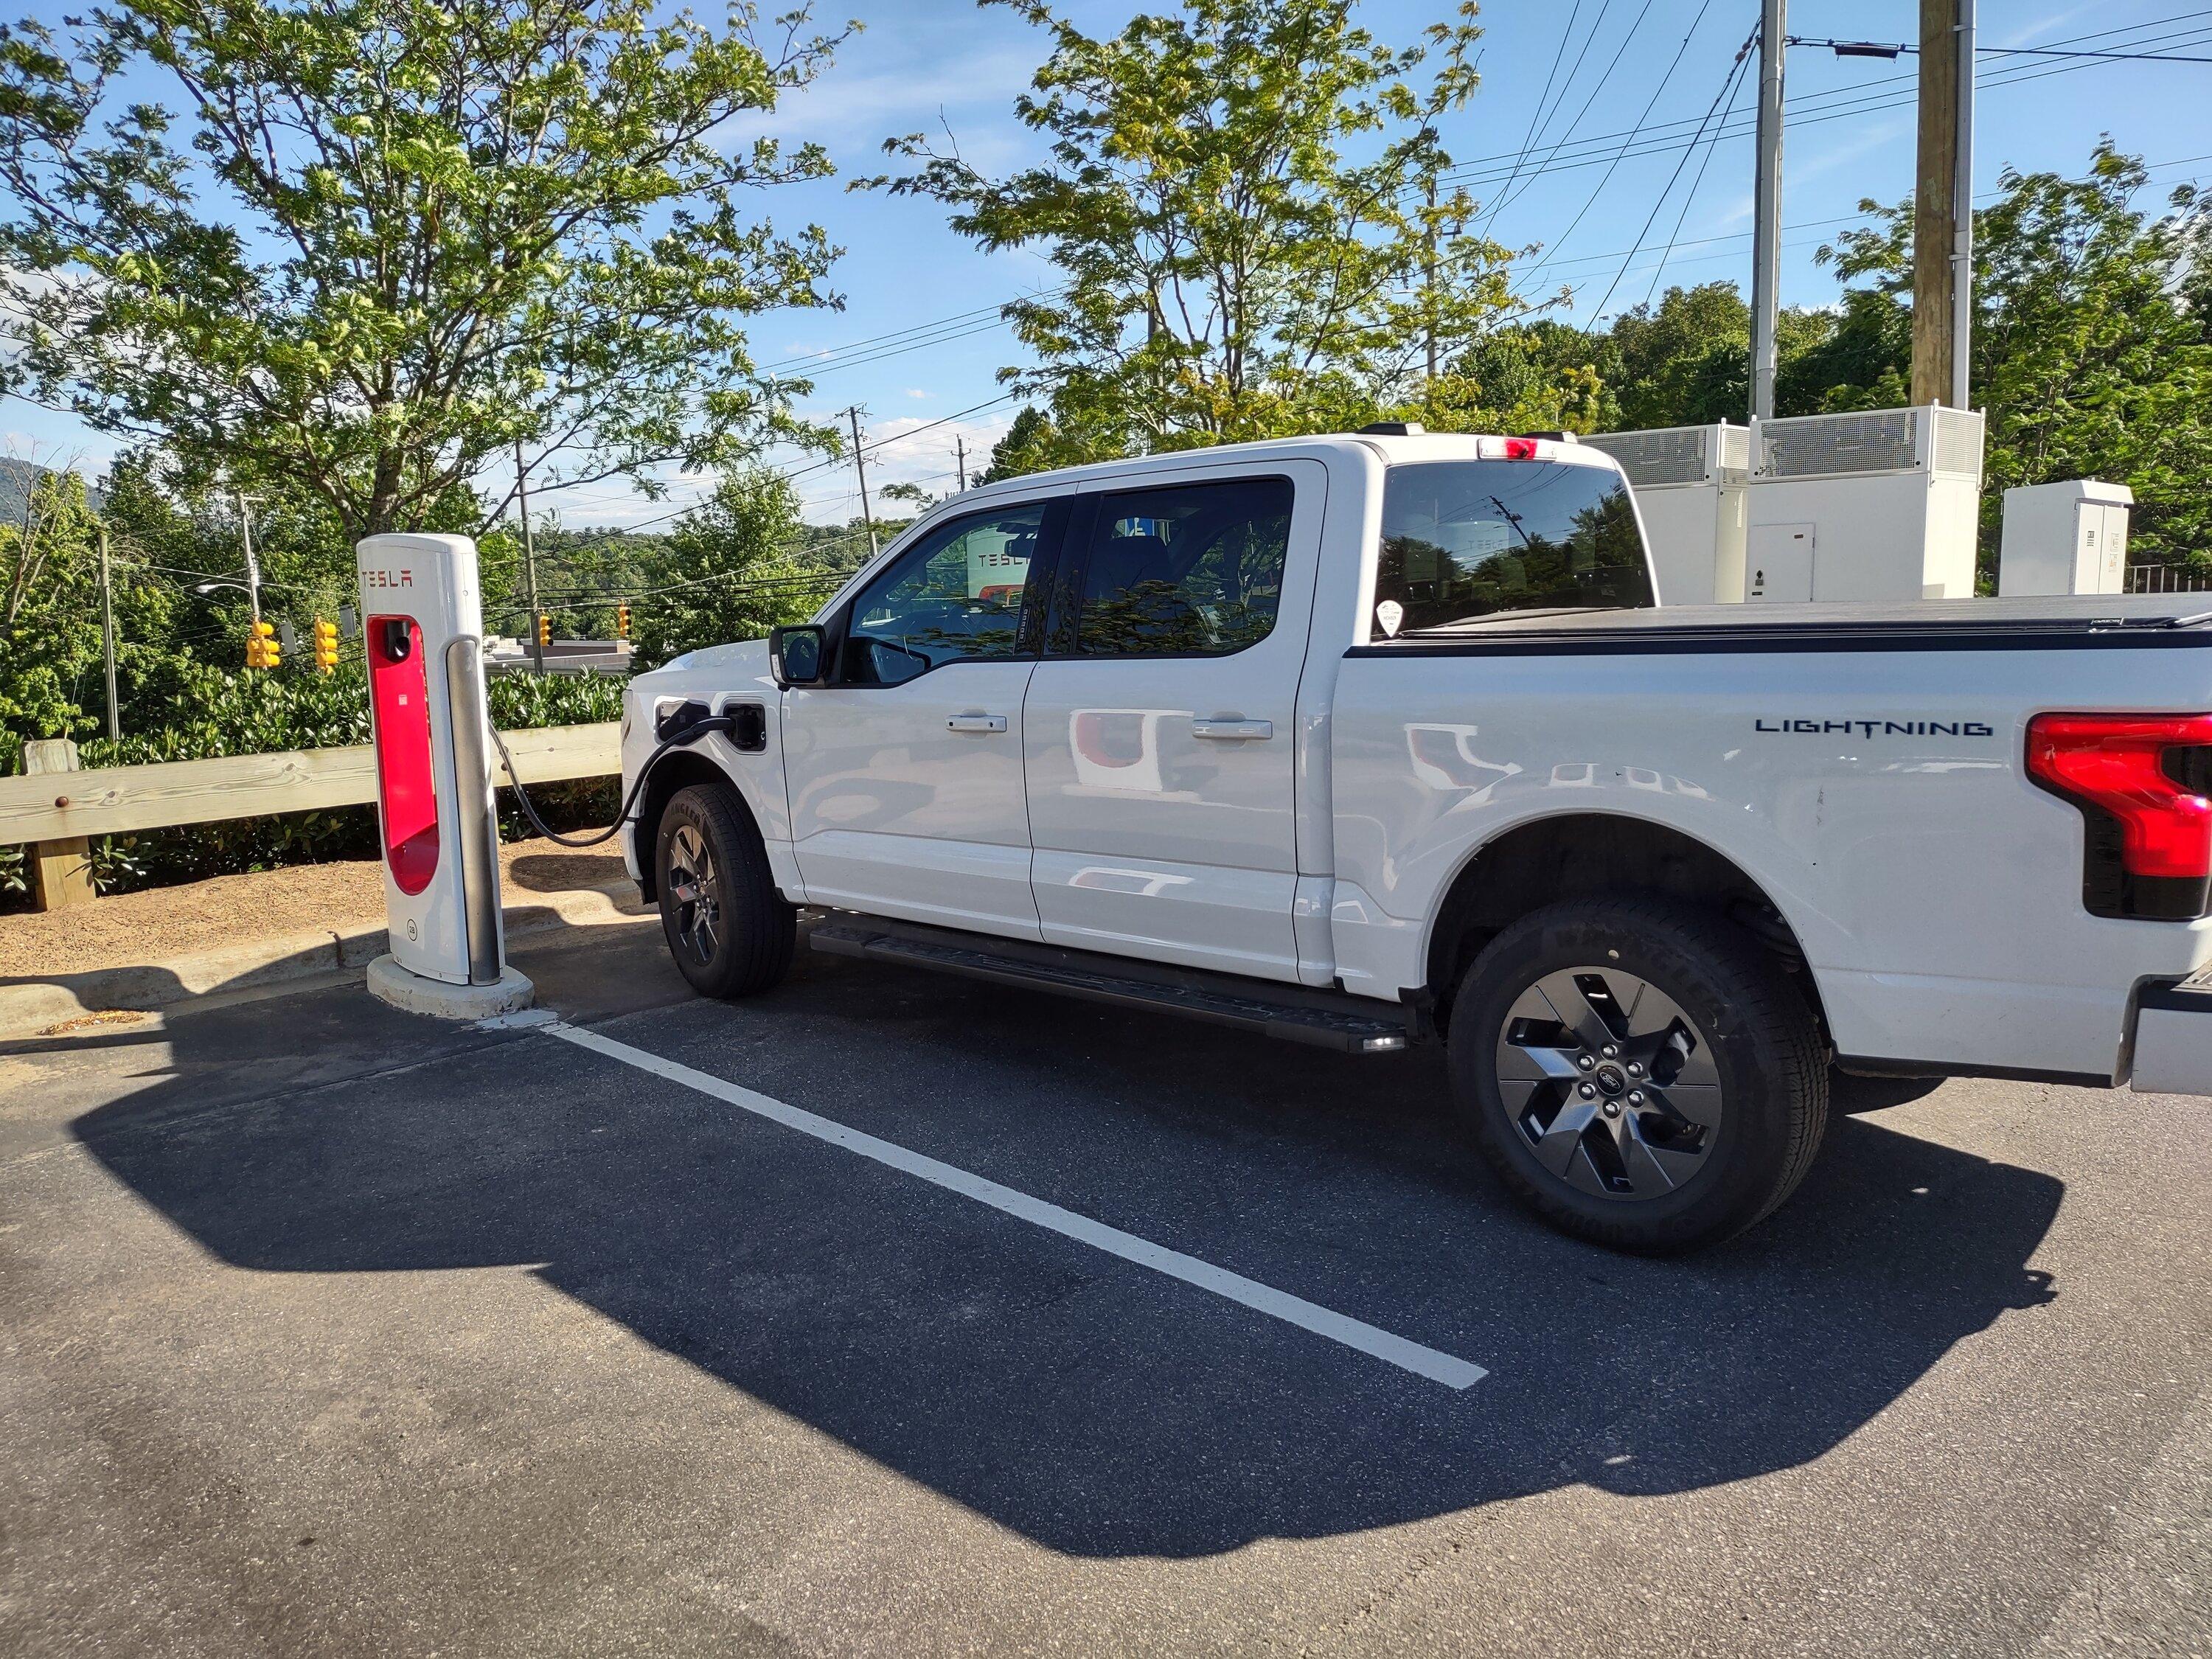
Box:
(1627, 1090), (1645, 1106)
(1627, 1062), (1645, 1078)
(1601, 1045), (1618, 1059)
(1578, 1082), (1597, 1099)
(1576, 1054), (1596, 1071)
(1604, 1100), (1622, 1118)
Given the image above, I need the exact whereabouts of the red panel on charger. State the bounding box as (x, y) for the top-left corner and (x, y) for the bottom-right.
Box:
(369, 615), (439, 896)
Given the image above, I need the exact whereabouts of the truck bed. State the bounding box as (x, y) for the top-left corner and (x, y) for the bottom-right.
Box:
(1356, 594), (2212, 655)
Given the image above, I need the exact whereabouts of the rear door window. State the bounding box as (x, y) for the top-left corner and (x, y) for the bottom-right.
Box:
(1375, 460), (1651, 633)
(1072, 476), (1293, 658)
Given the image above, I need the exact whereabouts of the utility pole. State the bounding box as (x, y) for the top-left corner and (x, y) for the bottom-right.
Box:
(955, 435), (968, 493)
(515, 441), (544, 671)
(1910, 0), (1972, 406)
(237, 492), (262, 623)
(845, 406), (878, 556)
(96, 523), (118, 740)
(1952, 0), (1975, 411)
(1748, 0), (1787, 421)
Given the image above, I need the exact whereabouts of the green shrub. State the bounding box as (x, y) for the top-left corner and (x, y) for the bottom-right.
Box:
(1, 665), (629, 908)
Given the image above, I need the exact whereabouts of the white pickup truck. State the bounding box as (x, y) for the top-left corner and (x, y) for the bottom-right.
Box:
(619, 430), (2212, 1250)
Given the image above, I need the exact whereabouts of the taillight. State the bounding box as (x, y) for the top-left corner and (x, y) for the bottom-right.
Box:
(2028, 712), (2212, 919)
(1501, 437), (1540, 460)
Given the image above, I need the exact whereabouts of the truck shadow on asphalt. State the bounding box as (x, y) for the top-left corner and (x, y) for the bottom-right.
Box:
(67, 950), (2062, 1559)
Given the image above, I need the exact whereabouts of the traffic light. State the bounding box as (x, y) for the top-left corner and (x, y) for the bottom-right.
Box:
(313, 616), (339, 673)
(616, 603), (630, 641)
(245, 619), (278, 669)
(537, 613), (552, 648)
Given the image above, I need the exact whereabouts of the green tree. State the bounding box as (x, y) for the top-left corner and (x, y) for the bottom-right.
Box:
(1408, 318), (1618, 436)
(0, 0), (849, 542)
(1820, 143), (2212, 566)
(0, 470), (106, 762)
(627, 467), (819, 668)
(974, 406), (1079, 483)
(1606, 282), (1750, 430)
(872, 0), (1512, 456)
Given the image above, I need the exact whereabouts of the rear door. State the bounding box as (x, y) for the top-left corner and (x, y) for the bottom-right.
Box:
(1020, 460), (1325, 981)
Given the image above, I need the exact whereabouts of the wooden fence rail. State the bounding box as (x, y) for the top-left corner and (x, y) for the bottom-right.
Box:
(1, 721), (622, 911)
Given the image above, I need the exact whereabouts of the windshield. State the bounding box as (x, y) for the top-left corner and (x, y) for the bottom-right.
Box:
(1374, 459), (1652, 633)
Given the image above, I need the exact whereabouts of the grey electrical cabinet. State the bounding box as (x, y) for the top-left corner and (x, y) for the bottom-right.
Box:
(1997, 480), (2133, 597)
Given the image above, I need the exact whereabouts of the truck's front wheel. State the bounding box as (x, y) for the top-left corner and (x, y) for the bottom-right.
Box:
(1447, 896), (1827, 1253)
(655, 784), (796, 1000)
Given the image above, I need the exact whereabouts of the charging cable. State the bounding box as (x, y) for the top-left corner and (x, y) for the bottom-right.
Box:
(486, 713), (734, 850)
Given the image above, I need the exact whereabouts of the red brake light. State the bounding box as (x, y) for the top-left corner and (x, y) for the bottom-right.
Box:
(1501, 437), (1540, 461)
(2027, 713), (2212, 880)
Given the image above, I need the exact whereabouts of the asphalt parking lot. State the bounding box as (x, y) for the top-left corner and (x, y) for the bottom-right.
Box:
(4, 916), (2210, 1657)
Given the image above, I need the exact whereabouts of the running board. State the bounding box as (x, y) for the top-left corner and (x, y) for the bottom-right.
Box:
(804, 916), (1415, 1054)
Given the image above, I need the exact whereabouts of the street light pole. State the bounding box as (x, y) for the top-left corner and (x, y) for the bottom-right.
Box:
(237, 493), (261, 624)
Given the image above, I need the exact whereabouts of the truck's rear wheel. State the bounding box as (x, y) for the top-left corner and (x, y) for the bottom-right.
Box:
(1447, 895), (1827, 1253)
(655, 784), (795, 999)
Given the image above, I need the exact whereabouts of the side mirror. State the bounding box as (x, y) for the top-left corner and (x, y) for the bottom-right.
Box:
(770, 625), (827, 688)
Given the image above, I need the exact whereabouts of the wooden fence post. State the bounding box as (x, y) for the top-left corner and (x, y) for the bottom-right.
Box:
(24, 739), (97, 911)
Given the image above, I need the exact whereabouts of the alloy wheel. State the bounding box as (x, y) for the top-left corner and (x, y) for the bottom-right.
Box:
(1493, 965), (1723, 1200)
(665, 823), (722, 963)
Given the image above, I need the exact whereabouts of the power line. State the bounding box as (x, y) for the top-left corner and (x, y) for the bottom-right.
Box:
(1487, 0), (1658, 227)
(1632, 43), (1757, 311)
(1512, 0), (1720, 285)
(1475, 0), (1588, 240)
(1433, 10), (2212, 197)
(1578, 28), (1757, 330)
(1790, 35), (2212, 64)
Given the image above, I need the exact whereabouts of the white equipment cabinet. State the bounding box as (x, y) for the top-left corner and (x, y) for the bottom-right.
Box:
(1579, 423), (1750, 605)
(1997, 480), (2132, 597)
(1744, 406), (1985, 602)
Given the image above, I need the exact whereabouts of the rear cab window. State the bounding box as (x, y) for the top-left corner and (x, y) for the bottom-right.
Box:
(1373, 458), (1652, 636)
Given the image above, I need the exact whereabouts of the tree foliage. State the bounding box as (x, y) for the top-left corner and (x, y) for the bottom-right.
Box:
(626, 466), (823, 669)
(872, 0), (1514, 457)
(1818, 144), (2212, 562)
(0, 0), (849, 540)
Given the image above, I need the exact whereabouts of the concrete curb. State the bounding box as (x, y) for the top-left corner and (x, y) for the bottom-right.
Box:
(0, 878), (649, 1038)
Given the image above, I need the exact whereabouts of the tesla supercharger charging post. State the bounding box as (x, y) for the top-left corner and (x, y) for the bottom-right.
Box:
(357, 532), (535, 1019)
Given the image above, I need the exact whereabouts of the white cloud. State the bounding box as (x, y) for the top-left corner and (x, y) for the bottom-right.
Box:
(905, 387), (930, 399)
(1999, 4), (2098, 49)
(718, 43), (1042, 175)
(799, 407), (1018, 523)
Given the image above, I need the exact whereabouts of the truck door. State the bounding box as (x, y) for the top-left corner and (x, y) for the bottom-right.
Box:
(782, 497), (1067, 942)
(1020, 459), (1325, 981)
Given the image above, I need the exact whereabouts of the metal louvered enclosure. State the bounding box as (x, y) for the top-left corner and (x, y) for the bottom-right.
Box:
(1590, 406), (1985, 605)
(1582, 423), (1751, 605)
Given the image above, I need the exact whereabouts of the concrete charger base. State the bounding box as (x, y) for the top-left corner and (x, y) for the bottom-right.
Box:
(366, 954), (536, 1020)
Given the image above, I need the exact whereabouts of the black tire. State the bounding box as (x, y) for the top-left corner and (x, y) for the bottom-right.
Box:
(1447, 894), (1828, 1253)
(654, 783), (795, 999)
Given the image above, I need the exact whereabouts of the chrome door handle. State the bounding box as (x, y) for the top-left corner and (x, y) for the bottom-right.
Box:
(1192, 717), (1273, 740)
(947, 712), (1009, 733)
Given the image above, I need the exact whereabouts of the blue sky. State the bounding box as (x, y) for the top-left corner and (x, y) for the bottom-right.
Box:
(8, 0), (2211, 526)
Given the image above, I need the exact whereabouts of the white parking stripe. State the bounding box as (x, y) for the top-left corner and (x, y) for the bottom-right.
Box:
(543, 1020), (1488, 1390)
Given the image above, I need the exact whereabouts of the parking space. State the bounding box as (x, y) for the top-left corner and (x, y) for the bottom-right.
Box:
(4, 921), (2211, 1655)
